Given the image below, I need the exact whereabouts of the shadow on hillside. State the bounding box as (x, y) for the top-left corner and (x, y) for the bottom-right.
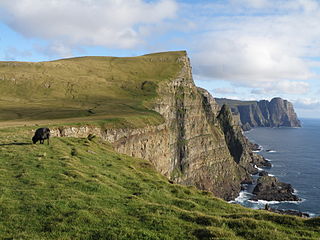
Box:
(0, 142), (32, 146)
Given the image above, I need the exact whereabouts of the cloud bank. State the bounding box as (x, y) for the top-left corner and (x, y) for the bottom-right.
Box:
(189, 0), (320, 95)
(0, 0), (177, 55)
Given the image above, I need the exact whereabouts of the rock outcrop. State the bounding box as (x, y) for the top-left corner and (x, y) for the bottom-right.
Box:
(215, 98), (301, 130)
(250, 176), (300, 202)
(51, 52), (267, 201)
(263, 205), (310, 218)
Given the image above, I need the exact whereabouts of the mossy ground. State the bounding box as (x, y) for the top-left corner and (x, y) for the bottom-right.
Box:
(0, 127), (319, 240)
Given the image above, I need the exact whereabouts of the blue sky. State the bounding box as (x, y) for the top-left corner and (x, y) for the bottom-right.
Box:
(1, 0), (320, 118)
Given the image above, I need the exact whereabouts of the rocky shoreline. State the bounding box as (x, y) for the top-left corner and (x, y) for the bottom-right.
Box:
(245, 142), (299, 202)
(236, 141), (306, 216)
(250, 176), (300, 202)
(263, 204), (310, 218)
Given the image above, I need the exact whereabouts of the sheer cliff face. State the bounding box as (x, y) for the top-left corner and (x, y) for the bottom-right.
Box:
(268, 98), (301, 127)
(216, 98), (301, 130)
(114, 55), (245, 200)
(52, 53), (257, 201)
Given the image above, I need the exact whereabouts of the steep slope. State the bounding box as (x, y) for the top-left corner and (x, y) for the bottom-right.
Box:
(216, 98), (301, 130)
(0, 127), (319, 239)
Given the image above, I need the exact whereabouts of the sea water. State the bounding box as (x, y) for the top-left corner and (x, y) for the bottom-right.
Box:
(232, 118), (320, 217)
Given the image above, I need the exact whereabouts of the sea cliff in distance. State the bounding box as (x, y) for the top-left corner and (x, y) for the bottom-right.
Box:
(215, 97), (301, 131)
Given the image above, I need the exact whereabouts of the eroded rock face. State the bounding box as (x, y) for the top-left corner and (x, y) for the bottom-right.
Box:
(215, 98), (301, 130)
(251, 176), (300, 202)
(268, 98), (301, 127)
(50, 53), (263, 201)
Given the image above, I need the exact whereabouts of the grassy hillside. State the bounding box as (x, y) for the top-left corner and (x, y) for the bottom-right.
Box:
(0, 51), (185, 127)
(0, 126), (319, 240)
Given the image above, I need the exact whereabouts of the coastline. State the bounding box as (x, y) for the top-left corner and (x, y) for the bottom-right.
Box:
(230, 128), (317, 217)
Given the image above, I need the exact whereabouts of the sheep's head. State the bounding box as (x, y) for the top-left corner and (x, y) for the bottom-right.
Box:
(32, 136), (37, 144)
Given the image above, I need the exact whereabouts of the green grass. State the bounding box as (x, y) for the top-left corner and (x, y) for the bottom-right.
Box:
(0, 51), (185, 127)
(0, 127), (319, 239)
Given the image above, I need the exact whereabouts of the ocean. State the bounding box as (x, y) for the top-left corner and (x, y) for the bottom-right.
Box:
(232, 118), (320, 217)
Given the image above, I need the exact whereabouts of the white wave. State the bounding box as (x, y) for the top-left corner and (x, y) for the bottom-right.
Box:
(268, 174), (274, 176)
(266, 150), (276, 153)
(229, 191), (254, 204)
(248, 199), (281, 205)
(254, 165), (264, 171)
(248, 199), (305, 205)
(305, 212), (318, 217)
(252, 145), (263, 153)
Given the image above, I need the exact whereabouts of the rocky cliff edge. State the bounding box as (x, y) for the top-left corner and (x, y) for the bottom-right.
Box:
(51, 52), (267, 201)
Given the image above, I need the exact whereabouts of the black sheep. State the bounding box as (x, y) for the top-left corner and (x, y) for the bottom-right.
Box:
(32, 128), (50, 145)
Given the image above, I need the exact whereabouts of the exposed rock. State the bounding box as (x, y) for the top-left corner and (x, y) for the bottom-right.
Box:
(242, 122), (252, 131)
(263, 205), (309, 218)
(259, 171), (268, 176)
(250, 176), (300, 201)
(241, 178), (254, 185)
(251, 153), (272, 168)
(249, 142), (262, 152)
(215, 98), (301, 130)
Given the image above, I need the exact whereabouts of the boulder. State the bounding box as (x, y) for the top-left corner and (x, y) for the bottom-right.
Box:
(263, 205), (310, 218)
(250, 176), (300, 201)
(250, 153), (272, 168)
(259, 171), (268, 176)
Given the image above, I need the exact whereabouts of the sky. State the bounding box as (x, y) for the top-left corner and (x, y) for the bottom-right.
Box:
(0, 0), (320, 118)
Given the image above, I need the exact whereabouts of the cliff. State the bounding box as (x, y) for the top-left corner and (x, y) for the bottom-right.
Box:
(1, 52), (319, 239)
(0, 51), (267, 200)
(215, 98), (301, 130)
(49, 52), (264, 200)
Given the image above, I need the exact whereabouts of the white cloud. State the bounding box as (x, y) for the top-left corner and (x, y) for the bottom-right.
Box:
(189, 0), (320, 95)
(230, 0), (271, 9)
(4, 47), (32, 60)
(251, 80), (309, 95)
(212, 87), (237, 94)
(34, 42), (74, 58)
(0, 0), (177, 55)
(294, 98), (320, 109)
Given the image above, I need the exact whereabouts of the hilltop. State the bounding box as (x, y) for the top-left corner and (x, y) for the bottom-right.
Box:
(0, 51), (186, 127)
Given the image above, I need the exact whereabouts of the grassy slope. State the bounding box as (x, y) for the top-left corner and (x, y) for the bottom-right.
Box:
(0, 51), (184, 128)
(0, 127), (319, 240)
